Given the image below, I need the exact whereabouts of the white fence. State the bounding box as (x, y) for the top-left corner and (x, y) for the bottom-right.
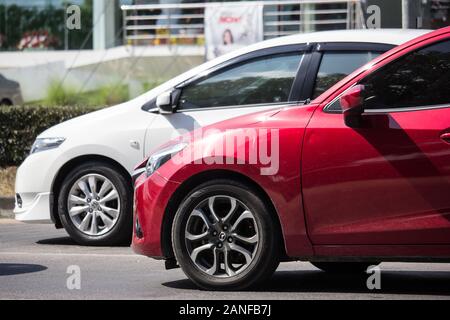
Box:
(121, 0), (364, 46)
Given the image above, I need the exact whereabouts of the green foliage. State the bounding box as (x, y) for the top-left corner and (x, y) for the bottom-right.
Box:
(44, 81), (129, 107)
(0, 105), (97, 166)
(141, 80), (163, 93)
(84, 84), (130, 107)
(45, 81), (80, 106)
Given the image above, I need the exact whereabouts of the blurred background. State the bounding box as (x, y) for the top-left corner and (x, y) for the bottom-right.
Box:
(0, 0), (448, 108)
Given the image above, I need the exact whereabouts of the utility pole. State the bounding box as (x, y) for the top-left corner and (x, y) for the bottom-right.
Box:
(402, 0), (409, 28)
(4, 5), (7, 49)
(64, 0), (69, 50)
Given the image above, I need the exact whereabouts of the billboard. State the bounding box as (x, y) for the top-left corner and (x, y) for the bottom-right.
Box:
(205, 2), (264, 60)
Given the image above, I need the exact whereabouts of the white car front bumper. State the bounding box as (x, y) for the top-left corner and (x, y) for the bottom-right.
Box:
(14, 192), (52, 223)
(14, 150), (60, 223)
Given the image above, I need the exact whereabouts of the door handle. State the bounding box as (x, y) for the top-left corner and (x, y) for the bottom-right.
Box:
(441, 133), (450, 144)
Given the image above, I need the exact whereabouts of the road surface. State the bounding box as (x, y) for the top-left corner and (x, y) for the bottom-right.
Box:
(1, 219), (450, 300)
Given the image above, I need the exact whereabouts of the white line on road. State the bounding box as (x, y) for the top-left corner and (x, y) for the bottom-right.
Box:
(0, 251), (140, 258)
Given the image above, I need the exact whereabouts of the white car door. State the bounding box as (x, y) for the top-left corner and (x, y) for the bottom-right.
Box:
(144, 49), (307, 155)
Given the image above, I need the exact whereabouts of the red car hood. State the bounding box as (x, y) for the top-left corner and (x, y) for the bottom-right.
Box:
(135, 103), (315, 170)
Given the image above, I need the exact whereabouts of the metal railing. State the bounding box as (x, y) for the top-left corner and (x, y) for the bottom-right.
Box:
(121, 0), (364, 46)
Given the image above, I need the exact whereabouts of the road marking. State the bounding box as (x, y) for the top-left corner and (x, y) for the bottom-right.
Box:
(0, 251), (140, 258)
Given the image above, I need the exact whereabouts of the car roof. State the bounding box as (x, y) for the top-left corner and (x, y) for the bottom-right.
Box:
(209, 29), (431, 68)
(258, 29), (431, 48)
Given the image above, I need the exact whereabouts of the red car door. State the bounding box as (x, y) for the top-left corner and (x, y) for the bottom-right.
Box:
(302, 36), (450, 246)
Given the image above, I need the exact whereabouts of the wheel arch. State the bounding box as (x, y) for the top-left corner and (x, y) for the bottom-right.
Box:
(160, 169), (287, 261)
(50, 154), (131, 228)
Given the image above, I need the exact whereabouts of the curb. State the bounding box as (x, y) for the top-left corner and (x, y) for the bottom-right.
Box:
(0, 196), (14, 218)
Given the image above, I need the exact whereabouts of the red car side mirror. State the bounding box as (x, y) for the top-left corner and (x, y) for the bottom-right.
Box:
(340, 84), (365, 127)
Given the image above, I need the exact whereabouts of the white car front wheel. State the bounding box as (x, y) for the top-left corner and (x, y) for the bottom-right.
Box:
(58, 161), (133, 246)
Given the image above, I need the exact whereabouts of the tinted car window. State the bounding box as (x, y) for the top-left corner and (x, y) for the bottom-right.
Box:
(178, 53), (303, 109)
(313, 51), (381, 98)
(360, 40), (450, 109)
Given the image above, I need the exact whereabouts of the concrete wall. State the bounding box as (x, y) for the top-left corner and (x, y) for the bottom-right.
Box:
(0, 46), (205, 102)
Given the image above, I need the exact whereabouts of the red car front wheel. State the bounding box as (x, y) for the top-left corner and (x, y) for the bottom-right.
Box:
(172, 179), (280, 290)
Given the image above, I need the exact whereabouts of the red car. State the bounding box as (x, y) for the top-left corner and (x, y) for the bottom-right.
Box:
(132, 27), (450, 290)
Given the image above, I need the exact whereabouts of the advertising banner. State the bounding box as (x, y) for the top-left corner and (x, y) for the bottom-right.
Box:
(205, 2), (264, 60)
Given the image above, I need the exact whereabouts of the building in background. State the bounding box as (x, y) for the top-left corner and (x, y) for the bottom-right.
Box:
(1, 0), (448, 51)
(361, 0), (449, 29)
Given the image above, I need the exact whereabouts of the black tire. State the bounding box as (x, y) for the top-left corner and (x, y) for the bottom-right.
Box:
(172, 179), (280, 290)
(311, 262), (379, 273)
(0, 99), (13, 106)
(58, 161), (133, 246)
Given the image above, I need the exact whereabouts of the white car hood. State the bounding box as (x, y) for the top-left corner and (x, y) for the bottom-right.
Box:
(37, 101), (145, 138)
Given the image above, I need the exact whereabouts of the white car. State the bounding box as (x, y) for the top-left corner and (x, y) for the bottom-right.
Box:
(14, 29), (429, 245)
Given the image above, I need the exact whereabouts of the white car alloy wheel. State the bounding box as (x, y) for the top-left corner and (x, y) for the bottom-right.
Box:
(67, 173), (121, 236)
(184, 195), (259, 277)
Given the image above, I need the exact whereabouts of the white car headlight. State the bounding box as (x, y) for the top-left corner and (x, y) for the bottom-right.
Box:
(30, 137), (65, 154)
(146, 142), (187, 177)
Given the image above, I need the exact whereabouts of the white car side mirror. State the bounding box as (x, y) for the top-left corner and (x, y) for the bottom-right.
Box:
(156, 90), (178, 114)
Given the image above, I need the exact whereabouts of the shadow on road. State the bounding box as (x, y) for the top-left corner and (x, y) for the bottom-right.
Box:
(37, 237), (78, 246)
(162, 270), (450, 296)
(0, 263), (47, 276)
(36, 237), (130, 247)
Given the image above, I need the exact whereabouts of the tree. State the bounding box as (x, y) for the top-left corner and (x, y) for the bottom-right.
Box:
(0, 1), (94, 51)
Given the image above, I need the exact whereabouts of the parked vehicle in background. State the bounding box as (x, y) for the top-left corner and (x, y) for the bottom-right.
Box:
(14, 29), (429, 246)
(132, 27), (450, 290)
(0, 74), (23, 106)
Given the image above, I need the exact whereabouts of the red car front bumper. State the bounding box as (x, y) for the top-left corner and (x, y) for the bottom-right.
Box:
(131, 171), (180, 258)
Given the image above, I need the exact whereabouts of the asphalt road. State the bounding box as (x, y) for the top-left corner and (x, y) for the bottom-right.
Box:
(1, 218), (450, 300)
